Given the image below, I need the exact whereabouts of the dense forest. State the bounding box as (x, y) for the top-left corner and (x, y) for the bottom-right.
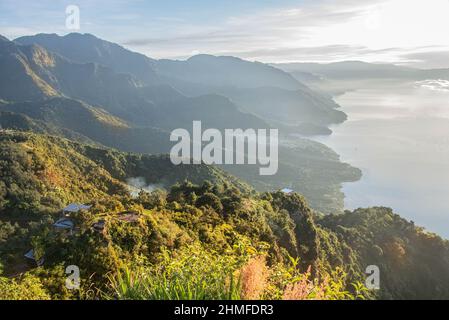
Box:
(1, 131), (448, 300)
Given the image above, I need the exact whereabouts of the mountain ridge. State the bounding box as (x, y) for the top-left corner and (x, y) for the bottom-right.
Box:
(16, 33), (346, 127)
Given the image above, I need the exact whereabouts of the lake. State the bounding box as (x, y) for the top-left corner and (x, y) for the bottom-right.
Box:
(315, 80), (449, 238)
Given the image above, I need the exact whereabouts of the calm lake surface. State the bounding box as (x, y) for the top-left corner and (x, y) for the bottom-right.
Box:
(315, 80), (449, 238)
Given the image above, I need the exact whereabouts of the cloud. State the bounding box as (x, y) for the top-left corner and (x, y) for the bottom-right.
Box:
(3, 0), (449, 67)
(221, 45), (409, 63)
(122, 0), (383, 60)
(401, 50), (449, 69)
(416, 79), (449, 92)
(119, 0), (449, 67)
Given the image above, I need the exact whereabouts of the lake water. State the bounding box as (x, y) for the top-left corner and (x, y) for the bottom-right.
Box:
(315, 80), (449, 238)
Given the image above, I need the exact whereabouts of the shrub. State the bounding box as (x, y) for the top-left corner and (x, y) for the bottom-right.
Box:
(0, 274), (50, 300)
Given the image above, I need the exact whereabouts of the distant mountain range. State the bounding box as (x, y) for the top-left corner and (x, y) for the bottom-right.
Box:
(15, 33), (346, 128)
(274, 60), (449, 82)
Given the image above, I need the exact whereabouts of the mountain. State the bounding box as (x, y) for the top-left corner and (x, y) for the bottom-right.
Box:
(0, 36), (59, 101)
(156, 54), (346, 126)
(0, 97), (359, 214)
(16, 34), (346, 128)
(0, 96), (270, 154)
(275, 61), (449, 81)
(0, 98), (171, 154)
(0, 110), (97, 144)
(2, 36), (268, 130)
(217, 86), (346, 126)
(16, 33), (160, 85)
(274, 61), (421, 80)
(156, 54), (301, 90)
(274, 61), (449, 95)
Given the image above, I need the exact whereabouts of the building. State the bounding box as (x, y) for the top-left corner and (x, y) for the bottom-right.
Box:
(62, 203), (92, 214)
(53, 218), (75, 231)
(24, 249), (44, 267)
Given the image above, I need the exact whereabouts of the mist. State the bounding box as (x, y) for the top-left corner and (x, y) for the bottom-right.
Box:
(126, 177), (163, 198)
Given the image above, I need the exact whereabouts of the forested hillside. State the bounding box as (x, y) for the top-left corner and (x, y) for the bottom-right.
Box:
(0, 131), (448, 300)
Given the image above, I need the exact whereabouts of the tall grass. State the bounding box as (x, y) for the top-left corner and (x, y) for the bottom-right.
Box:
(106, 244), (368, 300)
(107, 244), (243, 300)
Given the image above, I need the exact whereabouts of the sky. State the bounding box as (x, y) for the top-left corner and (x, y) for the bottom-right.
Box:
(1, 0), (449, 68)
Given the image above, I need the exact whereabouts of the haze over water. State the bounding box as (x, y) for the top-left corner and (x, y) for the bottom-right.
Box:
(316, 81), (449, 238)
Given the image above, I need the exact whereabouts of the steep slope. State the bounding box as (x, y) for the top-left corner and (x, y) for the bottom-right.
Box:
(320, 207), (449, 299)
(219, 86), (346, 126)
(0, 98), (171, 154)
(0, 110), (97, 145)
(0, 36), (59, 101)
(15, 34), (346, 128)
(156, 55), (346, 126)
(2, 36), (269, 131)
(157, 54), (301, 90)
(16, 33), (160, 84)
(0, 130), (250, 217)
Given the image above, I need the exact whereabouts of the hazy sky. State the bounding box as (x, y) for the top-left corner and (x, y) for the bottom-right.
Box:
(1, 0), (449, 68)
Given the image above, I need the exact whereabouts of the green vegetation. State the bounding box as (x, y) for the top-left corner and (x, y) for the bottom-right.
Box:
(320, 208), (449, 299)
(0, 130), (448, 300)
(0, 274), (50, 300)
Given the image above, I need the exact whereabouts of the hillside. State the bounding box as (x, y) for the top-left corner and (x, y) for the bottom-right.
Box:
(0, 36), (59, 101)
(0, 131), (249, 217)
(156, 55), (346, 126)
(16, 33), (346, 128)
(16, 33), (160, 85)
(320, 208), (449, 299)
(0, 130), (448, 300)
(2, 35), (268, 130)
(0, 98), (172, 154)
(0, 96), (359, 214)
(0, 34), (360, 214)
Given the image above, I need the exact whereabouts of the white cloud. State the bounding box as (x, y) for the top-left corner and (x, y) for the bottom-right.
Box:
(122, 0), (449, 67)
(3, 0), (449, 67)
(416, 79), (449, 92)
